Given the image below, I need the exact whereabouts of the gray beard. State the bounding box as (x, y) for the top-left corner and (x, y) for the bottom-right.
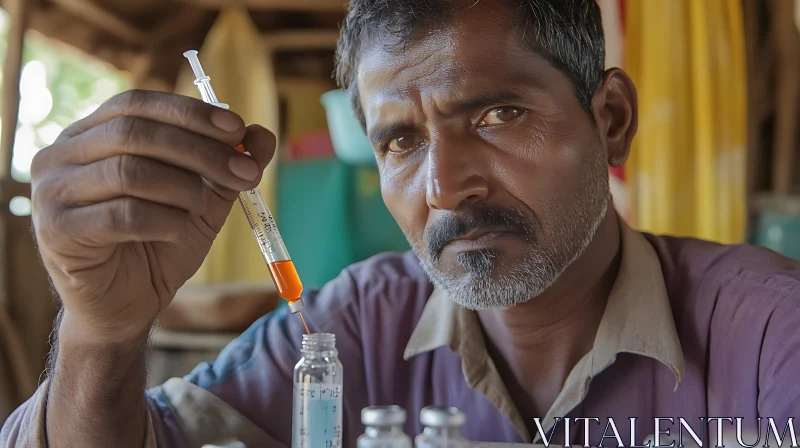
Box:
(412, 194), (609, 310)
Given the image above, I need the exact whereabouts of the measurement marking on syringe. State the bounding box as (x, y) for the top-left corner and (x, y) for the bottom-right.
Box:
(242, 201), (276, 255)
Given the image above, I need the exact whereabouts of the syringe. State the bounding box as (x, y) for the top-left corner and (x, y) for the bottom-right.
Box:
(183, 50), (310, 334)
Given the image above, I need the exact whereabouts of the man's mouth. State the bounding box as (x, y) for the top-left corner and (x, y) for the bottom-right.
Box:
(444, 228), (513, 252)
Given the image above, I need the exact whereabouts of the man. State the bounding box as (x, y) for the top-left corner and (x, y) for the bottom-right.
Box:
(3, 0), (799, 446)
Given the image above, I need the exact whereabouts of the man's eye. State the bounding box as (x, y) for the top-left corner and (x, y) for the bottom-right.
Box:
(386, 135), (421, 153)
(480, 106), (524, 126)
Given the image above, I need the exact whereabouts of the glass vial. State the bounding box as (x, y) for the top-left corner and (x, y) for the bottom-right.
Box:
(292, 333), (344, 448)
(357, 405), (413, 448)
(414, 406), (470, 448)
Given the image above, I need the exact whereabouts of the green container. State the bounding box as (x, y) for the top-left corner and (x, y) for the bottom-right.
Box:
(350, 166), (410, 260)
(277, 158), (409, 290)
(751, 197), (800, 259)
(320, 89), (376, 166)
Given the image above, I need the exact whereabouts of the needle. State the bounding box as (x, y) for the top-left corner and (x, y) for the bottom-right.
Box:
(298, 312), (311, 335)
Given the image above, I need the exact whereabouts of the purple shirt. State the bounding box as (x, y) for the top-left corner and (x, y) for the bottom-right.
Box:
(3, 222), (800, 447)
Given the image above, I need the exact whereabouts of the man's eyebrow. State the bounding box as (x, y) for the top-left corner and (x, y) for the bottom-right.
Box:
(367, 123), (417, 144)
(447, 88), (529, 114)
(366, 88), (531, 143)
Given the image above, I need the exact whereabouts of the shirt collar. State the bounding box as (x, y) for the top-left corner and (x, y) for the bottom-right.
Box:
(403, 218), (685, 440)
(589, 221), (685, 386)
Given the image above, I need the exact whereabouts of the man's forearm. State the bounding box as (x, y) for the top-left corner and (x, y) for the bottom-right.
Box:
(46, 311), (151, 448)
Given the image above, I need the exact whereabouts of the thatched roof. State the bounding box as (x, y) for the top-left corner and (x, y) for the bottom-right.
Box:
(5, 0), (347, 87)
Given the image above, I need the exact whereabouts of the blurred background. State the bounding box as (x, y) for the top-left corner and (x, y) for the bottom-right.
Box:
(0, 0), (798, 422)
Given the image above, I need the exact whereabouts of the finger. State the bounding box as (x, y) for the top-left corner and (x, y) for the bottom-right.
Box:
(195, 124), (278, 231)
(44, 155), (208, 216)
(55, 197), (190, 246)
(59, 116), (261, 191)
(59, 90), (246, 147)
(193, 183), (238, 236)
(240, 124), (277, 180)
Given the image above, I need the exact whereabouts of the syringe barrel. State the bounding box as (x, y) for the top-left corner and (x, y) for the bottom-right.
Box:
(238, 189), (291, 263)
(238, 189), (305, 309)
(184, 49), (305, 312)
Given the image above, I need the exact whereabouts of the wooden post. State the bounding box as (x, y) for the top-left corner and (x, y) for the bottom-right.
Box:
(0, 0), (33, 313)
(0, 0), (32, 181)
(771, 0), (800, 195)
(0, 0), (36, 415)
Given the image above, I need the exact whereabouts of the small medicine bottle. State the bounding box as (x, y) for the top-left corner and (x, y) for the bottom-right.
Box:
(414, 406), (470, 448)
(357, 405), (413, 448)
(291, 333), (343, 448)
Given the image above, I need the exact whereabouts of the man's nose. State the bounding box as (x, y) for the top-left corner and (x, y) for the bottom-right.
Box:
(425, 134), (489, 211)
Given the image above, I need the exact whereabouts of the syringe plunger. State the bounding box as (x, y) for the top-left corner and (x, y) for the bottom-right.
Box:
(182, 50), (226, 108)
(182, 50), (206, 79)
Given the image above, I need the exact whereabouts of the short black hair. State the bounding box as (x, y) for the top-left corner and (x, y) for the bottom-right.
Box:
(334, 0), (606, 126)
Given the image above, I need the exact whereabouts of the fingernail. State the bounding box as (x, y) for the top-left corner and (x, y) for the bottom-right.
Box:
(211, 109), (243, 132)
(228, 157), (259, 181)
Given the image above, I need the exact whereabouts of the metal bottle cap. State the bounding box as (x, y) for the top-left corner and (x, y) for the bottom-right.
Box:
(361, 405), (407, 427)
(288, 298), (305, 313)
(419, 406), (466, 428)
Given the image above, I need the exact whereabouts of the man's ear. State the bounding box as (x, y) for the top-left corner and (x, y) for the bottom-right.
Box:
(592, 68), (638, 167)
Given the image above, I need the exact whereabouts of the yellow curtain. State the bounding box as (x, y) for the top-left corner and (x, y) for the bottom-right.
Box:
(625, 0), (747, 244)
(176, 8), (281, 284)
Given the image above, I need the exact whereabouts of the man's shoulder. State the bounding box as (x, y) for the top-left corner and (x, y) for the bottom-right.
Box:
(644, 234), (800, 402)
(644, 233), (800, 304)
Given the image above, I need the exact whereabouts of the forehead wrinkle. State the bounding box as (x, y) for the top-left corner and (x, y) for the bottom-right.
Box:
(360, 43), (463, 129)
(366, 92), (419, 131)
(359, 26), (536, 95)
(360, 38), (461, 88)
(356, 4), (564, 129)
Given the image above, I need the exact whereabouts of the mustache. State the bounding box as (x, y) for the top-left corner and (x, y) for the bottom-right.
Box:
(424, 205), (537, 260)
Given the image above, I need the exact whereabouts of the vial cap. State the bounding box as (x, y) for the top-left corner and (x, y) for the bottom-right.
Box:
(361, 405), (407, 426)
(419, 406), (466, 428)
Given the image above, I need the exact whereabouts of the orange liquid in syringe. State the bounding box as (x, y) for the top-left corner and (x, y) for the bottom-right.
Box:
(268, 260), (311, 335)
(268, 260), (303, 301)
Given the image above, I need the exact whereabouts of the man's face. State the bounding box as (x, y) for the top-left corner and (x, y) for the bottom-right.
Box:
(356, 3), (610, 309)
